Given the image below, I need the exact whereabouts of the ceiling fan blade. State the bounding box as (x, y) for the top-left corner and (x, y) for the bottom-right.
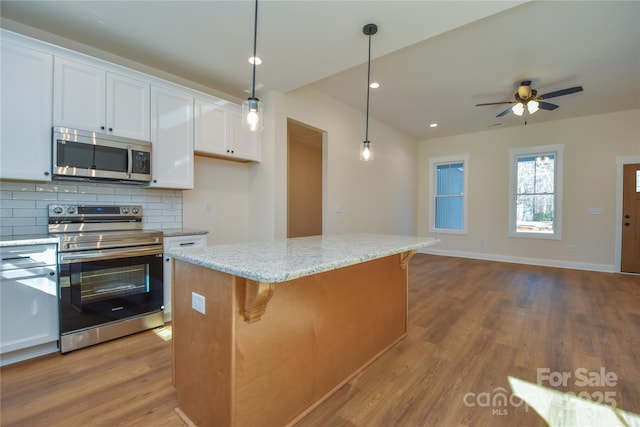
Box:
(539, 86), (583, 99)
(496, 107), (513, 117)
(476, 101), (514, 106)
(538, 101), (559, 111)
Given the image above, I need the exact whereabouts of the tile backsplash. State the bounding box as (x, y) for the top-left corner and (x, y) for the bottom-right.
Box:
(0, 180), (182, 236)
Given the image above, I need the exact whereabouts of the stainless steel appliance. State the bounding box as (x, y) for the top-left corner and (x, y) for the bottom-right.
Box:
(49, 204), (163, 353)
(52, 127), (152, 183)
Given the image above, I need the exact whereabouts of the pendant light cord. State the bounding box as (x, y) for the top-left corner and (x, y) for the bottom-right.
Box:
(251, 0), (258, 99)
(365, 31), (371, 142)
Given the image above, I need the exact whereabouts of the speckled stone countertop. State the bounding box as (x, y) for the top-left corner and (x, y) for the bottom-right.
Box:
(0, 235), (59, 247)
(168, 233), (439, 283)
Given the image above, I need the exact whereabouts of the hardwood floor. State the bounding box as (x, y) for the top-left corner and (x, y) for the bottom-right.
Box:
(2, 254), (639, 426)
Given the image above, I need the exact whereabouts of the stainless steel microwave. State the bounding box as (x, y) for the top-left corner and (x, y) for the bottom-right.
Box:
(52, 127), (152, 183)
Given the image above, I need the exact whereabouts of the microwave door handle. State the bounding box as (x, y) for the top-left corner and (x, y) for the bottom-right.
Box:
(127, 145), (133, 178)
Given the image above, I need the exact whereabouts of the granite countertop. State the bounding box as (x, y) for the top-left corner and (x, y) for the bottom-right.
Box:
(0, 235), (59, 247)
(167, 233), (439, 283)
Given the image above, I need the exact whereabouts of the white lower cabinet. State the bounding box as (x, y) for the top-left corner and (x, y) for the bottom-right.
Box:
(0, 244), (59, 366)
(163, 234), (207, 321)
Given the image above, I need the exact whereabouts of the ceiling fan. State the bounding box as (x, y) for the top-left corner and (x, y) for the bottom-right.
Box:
(476, 80), (584, 118)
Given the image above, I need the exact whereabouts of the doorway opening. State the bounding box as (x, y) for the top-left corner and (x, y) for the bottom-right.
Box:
(287, 119), (324, 238)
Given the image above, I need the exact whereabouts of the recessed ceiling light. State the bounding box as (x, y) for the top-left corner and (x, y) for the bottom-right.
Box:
(430, 123), (438, 128)
(248, 56), (262, 65)
(370, 82), (380, 89)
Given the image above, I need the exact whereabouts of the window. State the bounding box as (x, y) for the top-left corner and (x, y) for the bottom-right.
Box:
(509, 145), (563, 239)
(430, 155), (468, 234)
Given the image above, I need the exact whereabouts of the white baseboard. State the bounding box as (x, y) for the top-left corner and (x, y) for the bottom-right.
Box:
(418, 248), (617, 273)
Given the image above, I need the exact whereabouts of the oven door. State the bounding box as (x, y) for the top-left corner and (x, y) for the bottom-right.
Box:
(58, 247), (163, 335)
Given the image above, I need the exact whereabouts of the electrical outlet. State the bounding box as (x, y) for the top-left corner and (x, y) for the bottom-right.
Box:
(192, 292), (206, 314)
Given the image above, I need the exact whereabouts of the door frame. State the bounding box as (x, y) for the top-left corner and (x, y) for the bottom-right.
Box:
(615, 155), (640, 272)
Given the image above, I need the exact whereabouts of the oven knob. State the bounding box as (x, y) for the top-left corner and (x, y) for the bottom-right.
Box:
(67, 207), (76, 214)
(132, 208), (139, 214)
(121, 207), (129, 214)
(53, 206), (63, 214)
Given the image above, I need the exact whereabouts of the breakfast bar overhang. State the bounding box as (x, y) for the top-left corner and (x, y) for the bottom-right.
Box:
(168, 234), (439, 427)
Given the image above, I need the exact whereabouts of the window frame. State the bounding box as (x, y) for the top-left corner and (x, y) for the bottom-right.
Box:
(429, 154), (469, 235)
(508, 144), (564, 240)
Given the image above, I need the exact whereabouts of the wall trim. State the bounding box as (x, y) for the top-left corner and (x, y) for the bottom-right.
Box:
(418, 247), (616, 273)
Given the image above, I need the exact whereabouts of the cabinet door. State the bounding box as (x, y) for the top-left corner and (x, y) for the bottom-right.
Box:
(0, 43), (53, 181)
(229, 106), (261, 162)
(53, 57), (105, 132)
(149, 86), (194, 189)
(194, 97), (229, 156)
(106, 72), (150, 141)
(163, 234), (207, 321)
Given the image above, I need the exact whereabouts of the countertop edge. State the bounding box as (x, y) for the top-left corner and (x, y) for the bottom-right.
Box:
(169, 235), (440, 283)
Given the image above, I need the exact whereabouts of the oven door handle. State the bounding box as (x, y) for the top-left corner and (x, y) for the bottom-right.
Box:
(59, 246), (162, 264)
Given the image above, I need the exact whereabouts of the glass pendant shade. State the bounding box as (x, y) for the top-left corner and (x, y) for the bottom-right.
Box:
(527, 100), (539, 114)
(512, 102), (525, 116)
(360, 141), (373, 161)
(242, 97), (263, 132)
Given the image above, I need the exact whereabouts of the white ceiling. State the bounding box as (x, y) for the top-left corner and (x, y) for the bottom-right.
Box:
(1, 1), (639, 140)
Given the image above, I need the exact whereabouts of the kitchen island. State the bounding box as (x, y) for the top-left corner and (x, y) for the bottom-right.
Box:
(168, 234), (439, 427)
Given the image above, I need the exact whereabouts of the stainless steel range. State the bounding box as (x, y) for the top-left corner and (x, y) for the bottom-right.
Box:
(49, 204), (164, 353)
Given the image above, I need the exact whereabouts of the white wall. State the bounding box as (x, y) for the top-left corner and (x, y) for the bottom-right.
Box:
(182, 156), (250, 244)
(247, 86), (419, 241)
(418, 109), (640, 271)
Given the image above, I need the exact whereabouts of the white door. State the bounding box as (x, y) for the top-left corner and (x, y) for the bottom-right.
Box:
(149, 86), (194, 189)
(106, 72), (150, 140)
(194, 96), (229, 155)
(229, 106), (261, 161)
(0, 43), (53, 181)
(53, 57), (105, 132)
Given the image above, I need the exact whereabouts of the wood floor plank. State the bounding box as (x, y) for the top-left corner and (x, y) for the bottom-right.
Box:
(1, 254), (638, 426)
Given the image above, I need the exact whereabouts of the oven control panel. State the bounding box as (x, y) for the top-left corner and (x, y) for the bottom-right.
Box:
(48, 204), (143, 218)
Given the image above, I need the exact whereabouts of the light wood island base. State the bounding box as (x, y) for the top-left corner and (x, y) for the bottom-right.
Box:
(172, 251), (414, 426)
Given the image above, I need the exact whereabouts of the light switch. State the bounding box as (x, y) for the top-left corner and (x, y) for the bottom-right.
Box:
(588, 208), (604, 215)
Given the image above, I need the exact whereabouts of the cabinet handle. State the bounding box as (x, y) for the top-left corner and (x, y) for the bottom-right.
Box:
(179, 242), (196, 247)
(49, 271), (55, 276)
(108, 127), (113, 132)
(100, 126), (105, 130)
(44, 171), (50, 176)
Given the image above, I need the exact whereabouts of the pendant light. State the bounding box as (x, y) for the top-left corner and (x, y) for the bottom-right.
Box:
(242, 0), (263, 132)
(360, 23), (377, 161)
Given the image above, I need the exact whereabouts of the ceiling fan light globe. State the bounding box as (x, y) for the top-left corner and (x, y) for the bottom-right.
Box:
(527, 100), (539, 114)
(512, 102), (525, 116)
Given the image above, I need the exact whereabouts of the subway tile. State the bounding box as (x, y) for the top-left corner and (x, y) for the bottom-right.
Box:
(0, 182), (36, 192)
(1, 217), (36, 227)
(0, 208), (12, 217)
(12, 191), (58, 201)
(97, 195), (132, 203)
(56, 193), (98, 202)
(13, 208), (46, 219)
(115, 186), (148, 196)
(1, 200), (36, 208)
(36, 183), (79, 193)
(12, 225), (48, 235)
(79, 185), (115, 195)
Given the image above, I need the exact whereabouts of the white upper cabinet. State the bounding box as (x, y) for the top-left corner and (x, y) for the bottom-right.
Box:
(194, 95), (261, 162)
(149, 85), (194, 189)
(0, 42), (53, 181)
(53, 57), (150, 141)
(229, 104), (261, 162)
